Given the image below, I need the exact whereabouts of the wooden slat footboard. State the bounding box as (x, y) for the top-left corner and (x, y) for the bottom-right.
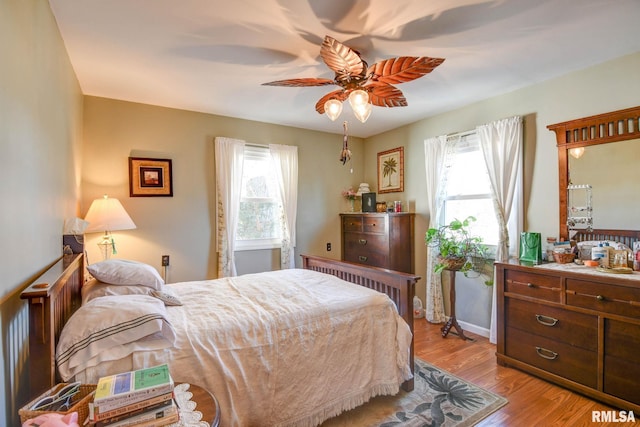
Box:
(301, 254), (420, 391)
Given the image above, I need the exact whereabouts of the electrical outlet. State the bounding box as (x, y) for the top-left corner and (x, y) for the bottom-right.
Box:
(161, 255), (170, 266)
(326, 243), (331, 251)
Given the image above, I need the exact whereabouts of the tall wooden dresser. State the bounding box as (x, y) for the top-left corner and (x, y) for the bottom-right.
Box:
(340, 213), (415, 274)
(495, 261), (640, 413)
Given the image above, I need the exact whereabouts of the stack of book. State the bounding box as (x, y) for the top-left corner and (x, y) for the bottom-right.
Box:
(88, 364), (178, 427)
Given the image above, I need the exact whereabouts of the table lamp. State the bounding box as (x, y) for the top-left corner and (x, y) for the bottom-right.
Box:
(84, 195), (136, 260)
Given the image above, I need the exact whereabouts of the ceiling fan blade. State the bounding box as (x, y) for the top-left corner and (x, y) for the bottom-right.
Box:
(366, 83), (407, 108)
(320, 35), (365, 80)
(315, 89), (348, 114)
(368, 57), (445, 85)
(262, 78), (336, 87)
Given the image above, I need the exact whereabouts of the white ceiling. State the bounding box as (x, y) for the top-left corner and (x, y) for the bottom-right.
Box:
(48, 0), (640, 138)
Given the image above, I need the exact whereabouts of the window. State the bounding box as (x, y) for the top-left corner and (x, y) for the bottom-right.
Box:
(235, 145), (283, 250)
(441, 134), (499, 247)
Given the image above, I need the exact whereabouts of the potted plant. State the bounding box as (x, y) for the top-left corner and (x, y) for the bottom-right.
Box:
(425, 216), (492, 284)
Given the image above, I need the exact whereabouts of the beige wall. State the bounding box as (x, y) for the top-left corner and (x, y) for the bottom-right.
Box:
(365, 52), (640, 331)
(1, 1), (83, 425)
(81, 96), (365, 281)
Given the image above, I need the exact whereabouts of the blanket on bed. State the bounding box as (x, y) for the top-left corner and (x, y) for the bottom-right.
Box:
(72, 269), (412, 427)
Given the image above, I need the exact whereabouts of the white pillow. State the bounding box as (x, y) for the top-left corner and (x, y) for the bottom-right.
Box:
(87, 259), (164, 290)
(56, 294), (175, 380)
(81, 278), (153, 304)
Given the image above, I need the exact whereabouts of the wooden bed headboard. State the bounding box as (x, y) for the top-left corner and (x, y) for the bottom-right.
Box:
(571, 228), (640, 249)
(20, 254), (84, 396)
(20, 253), (419, 396)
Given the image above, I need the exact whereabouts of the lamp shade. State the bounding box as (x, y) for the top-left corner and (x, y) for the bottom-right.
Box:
(84, 195), (136, 233)
(348, 89), (369, 110)
(324, 99), (343, 121)
(353, 102), (372, 123)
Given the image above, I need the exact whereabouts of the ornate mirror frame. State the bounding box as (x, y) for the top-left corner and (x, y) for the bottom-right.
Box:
(547, 106), (640, 240)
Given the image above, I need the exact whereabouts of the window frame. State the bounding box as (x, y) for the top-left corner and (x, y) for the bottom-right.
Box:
(234, 145), (283, 252)
(440, 134), (499, 254)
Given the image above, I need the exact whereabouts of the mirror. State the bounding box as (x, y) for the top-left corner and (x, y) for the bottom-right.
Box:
(568, 138), (640, 230)
(548, 106), (640, 239)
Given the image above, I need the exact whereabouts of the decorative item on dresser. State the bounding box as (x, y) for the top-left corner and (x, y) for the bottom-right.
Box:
(495, 257), (640, 413)
(340, 212), (415, 274)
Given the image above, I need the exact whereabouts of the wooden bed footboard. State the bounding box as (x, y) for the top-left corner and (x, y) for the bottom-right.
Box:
(301, 254), (420, 391)
(20, 254), (84, 396)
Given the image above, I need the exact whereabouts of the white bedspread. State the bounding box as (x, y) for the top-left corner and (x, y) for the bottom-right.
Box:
(76, 269), (412, 427)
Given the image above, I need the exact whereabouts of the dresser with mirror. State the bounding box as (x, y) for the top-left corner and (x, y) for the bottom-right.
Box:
(495, 106), (640, 413)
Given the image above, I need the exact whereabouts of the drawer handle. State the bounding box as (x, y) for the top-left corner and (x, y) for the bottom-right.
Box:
(358, 239), (367, 245)
(535, 314), (558, 327)
(527, 283), (535, 288)
(358, 256), (368, 262)
(596, 295), (605, 301)
(535, 346), (558, 360)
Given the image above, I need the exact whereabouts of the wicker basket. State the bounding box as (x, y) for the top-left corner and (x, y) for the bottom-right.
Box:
(438, 256), (467, 271)
(553, 252), (576, 264)
(19, 383), (96, 424)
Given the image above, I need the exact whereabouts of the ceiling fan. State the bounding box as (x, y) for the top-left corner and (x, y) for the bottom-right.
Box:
(262, 35), (445, 123)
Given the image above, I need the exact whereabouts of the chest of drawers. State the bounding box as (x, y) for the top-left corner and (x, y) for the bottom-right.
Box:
(340, 213), (414, 273)
(496, 262), (640, 412)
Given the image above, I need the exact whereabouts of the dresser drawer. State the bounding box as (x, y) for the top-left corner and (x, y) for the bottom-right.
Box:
(343, 250), (388, 268)
(362, 216), (386, 234)
(343, 233), (388, 254)
(505, 327), (597, 388)
(342, 216), (363, 232)
(505, 269), (562, 303)
(505, 298), (597, 350)
(566, 279), (640, 319)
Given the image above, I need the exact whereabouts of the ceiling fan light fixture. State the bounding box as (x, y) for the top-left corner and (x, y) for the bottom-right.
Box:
(348, 89), (369, 110)
(324, 99), (343, 121)
(569, 147), (585, 159)
(353, 102), (372, 123)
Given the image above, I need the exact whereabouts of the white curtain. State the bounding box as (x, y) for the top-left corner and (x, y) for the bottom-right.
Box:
(269, 144), (298, 269)
(423, 135), (450, 323)
(476, 116), (523, 343)
(214, 137), (245, 277)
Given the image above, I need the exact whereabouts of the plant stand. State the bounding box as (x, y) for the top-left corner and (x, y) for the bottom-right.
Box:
(440, 269), (471, 341)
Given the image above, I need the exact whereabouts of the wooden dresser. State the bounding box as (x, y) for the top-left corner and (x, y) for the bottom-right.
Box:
(340, 213), (414, 273)
(496, 262), (640, 412)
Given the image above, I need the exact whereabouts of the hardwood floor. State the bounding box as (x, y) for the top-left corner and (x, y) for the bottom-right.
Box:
(414, 319), (635, 427)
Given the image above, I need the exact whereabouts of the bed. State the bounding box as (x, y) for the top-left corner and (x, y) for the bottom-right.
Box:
(21, 254), (419, 426)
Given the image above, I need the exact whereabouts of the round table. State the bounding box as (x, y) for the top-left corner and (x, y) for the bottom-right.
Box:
(179, 383), (220, 427)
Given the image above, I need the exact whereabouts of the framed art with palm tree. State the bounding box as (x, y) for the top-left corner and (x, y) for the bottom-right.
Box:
(377, 147), (404, 193)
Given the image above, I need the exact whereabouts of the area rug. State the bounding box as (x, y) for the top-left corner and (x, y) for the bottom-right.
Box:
(322, 358), (508, 427)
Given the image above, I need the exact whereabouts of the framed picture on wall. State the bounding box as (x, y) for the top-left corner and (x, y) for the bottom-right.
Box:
(129, 157), (173, 197)
(377, 147), (404, 193)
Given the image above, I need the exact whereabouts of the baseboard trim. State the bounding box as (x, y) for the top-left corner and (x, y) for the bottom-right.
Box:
(457, 320), (490, 338)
